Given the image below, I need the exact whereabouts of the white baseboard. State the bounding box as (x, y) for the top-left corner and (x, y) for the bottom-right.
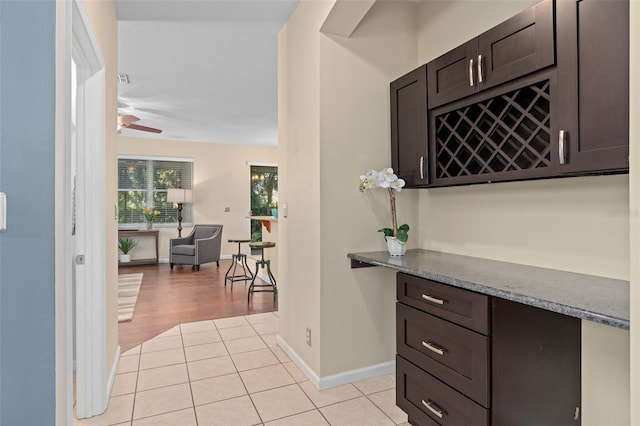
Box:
(106, 345), (121, 398)
(276, 335), (395, 391)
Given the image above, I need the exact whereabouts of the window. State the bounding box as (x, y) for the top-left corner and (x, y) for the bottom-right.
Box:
(250, 164), (278, 242)
(118, 156), (193, 227)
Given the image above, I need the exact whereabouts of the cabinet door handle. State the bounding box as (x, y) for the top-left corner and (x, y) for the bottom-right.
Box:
(422, 399), (445, 419)
(422, 294), (445, 305)
(477, 54), (484, 83)
(422, 340), (445, 356)
(419, 156), (425, 180)
(469, 58), (475, 87)
(559, 130), (568, 165)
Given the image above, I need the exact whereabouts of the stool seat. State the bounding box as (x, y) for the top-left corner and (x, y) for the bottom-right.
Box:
(224, 238), (253, 288)
(249, 241), (276, 249)
(248, 241), (277, 303)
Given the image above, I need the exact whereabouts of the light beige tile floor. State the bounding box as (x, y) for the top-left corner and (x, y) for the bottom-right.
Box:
(74, 312), (409, 426)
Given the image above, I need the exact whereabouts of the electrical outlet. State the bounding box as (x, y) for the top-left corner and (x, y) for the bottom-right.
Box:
(224, 206), (230, 212)
(306, 327), (311, 346)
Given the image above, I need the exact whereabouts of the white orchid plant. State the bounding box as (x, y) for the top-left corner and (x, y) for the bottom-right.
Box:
(359, 168), (410, 244)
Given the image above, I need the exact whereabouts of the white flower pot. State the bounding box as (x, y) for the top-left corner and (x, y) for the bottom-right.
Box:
(386, 237), (407, 256)
(120, 254), (131, 263)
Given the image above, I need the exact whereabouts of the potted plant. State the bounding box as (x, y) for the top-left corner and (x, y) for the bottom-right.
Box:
(359, 168), (409, 256)
(118, 238), (136, 263)
(270, 200), (279, 218)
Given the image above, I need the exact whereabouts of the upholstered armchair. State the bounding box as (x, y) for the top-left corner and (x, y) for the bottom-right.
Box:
(170, 224), (223, 271)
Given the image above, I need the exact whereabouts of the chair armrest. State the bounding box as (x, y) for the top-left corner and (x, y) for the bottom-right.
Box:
(171, 236), (192, 246)
(195, 227), (222, 263)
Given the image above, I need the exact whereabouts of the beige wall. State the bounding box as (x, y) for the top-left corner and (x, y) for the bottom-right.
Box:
(417, 1), (631, 424)
(278, 0), (330, 374)
(85, 0), (119, 386)
(319, 0), (420, 376)
(118, 136), (277, 259)
(279, 0), (420, 378)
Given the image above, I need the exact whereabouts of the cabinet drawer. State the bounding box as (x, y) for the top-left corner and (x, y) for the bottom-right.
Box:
(397, 303), (489, 407)
(397, 355), (489, 426)
(397, 273), (489, 334)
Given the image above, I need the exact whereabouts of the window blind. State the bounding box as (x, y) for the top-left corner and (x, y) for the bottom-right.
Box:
(118, 157), (194, 226)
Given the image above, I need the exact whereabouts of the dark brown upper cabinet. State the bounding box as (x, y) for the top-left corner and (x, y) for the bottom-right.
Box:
(555, 0), (629, 174)
(427, 0), (555, 109)
(391, 65), (429, 188)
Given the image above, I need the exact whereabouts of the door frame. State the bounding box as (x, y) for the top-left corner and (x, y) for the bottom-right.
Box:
(56, 0), (107, 421)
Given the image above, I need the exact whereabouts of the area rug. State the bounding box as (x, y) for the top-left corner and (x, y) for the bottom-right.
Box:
(118, 273), (143, 322)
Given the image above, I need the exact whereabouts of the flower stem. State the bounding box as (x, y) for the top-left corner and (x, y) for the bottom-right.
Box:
(389, 188), (397, 237)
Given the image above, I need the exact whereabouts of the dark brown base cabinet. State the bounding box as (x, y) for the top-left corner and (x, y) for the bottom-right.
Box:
(396, 272), (581, 425)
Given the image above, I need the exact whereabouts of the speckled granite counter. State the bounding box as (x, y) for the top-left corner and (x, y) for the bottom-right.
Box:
(348, 249), (629, 329)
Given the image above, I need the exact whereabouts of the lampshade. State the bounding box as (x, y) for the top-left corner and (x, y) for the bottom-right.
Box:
(167, 188), (193, 204)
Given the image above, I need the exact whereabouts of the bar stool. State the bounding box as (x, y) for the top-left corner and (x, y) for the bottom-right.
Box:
(247, 241), (277, 302)
(225, 239), (253, 288)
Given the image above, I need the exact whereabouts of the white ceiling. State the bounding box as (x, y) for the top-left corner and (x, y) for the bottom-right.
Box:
(115, 0), (299, 145)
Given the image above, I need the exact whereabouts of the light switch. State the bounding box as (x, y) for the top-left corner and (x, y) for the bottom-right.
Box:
(0, 192), (6, 232)
(282, 202), (288, 218)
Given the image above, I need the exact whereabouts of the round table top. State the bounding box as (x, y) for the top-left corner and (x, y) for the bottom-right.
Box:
(228, 238), (251, 243)
(249, 241), (276, 249)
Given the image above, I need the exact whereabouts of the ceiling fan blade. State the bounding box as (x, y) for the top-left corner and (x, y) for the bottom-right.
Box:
(126, 123), (163, 134)
(118, 114), (140, 125)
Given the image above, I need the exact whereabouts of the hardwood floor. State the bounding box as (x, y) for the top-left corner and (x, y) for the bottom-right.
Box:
(118, 259), (277, 352)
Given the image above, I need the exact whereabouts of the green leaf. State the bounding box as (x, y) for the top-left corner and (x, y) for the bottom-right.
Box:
(396, 224), (410, 243)
(377, 228), (394, 241)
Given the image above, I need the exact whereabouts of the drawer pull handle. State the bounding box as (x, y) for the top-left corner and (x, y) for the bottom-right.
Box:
(422, 399), (445, 419)
(422, 340), (445, 356)
(469, 58), (475, 87)
(422, 294), (444, 305)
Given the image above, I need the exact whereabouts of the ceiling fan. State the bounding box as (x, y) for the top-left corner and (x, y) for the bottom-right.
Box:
(118, 115), (162, 134)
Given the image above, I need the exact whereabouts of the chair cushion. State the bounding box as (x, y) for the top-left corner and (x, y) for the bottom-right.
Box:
(173, 244), (196, 256)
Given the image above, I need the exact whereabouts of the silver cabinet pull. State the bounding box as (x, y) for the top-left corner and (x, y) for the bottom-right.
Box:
(469, 58), (475, 87)
(422, 399), (445, 419)
(477, 54), (483, 83)
(559, 130), (567, 165)
(419, 156), (425, 180)
(422, 340), (445, 356)
(422, 294), (445, 305)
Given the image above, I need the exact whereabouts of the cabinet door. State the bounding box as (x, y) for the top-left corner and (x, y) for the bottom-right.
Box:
(556, 0), (629, 173)
(391, 65), (429, 187)
(478, 0), (555, 91)
(427, 40), (478, 109)
(492, 298), (581, 425)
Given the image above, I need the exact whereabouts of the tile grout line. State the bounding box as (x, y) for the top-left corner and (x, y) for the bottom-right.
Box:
(180, 324), (200, 426)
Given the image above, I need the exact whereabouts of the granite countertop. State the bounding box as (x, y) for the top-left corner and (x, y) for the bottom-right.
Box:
(347, 249), (629, 329)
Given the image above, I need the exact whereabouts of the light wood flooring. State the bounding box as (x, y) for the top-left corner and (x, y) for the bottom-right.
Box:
(118, 260), (277, 352)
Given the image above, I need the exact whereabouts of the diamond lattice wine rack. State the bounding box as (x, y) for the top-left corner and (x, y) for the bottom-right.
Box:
(433, 79), (551, 185)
